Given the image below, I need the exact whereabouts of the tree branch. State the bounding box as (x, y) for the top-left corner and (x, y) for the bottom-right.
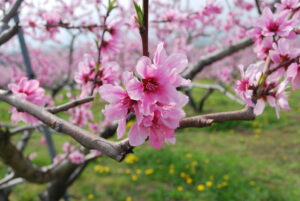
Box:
(183, 38), (253, 80)
(1, 0), (23, 24)
(0, 90), (133, 162)
(179, 106), (255, 128)
(0, 25), (18, 46)
(47, 96), (94, 114)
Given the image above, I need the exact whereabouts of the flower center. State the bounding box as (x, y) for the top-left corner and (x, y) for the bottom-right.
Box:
(268, 21), (279, 33)
(142, 77), (159, 93)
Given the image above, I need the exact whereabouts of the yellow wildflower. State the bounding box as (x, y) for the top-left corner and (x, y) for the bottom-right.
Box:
(185, 153), (193, 158)
(124, 154), (139, 164)
(180, 172), (187, 178)
(197, 184), (205, 191)
(223, 175), (229, 180)
(186, 177), (192, 184)
(177, 186), (183, 192)
(126, 196), (133, 201)
(124, 168), (131, 174)
(87, 194), (94, 200)
(206, 181), (213, 187)
(131, 174), (138, 181)
(145, 169), (154, 175)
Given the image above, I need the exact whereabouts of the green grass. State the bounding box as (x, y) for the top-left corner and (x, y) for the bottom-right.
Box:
(1, 86), (300, 201)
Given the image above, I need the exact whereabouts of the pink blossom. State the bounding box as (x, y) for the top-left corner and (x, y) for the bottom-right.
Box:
(40, 136), (46, 146)
(67, 93), (94, 127)
(62, 142), (74, 153)
(254, 37), (273, 59)
(129, 42), (189, 113)
(254, 80), (290, 118)
(235, 63), (263, 106)
(129, 104), (185, 149)
(258, 8), (295, 37)
(275, 0), (300, 12)
(74, 54), (120, 96)
(43, 12), (61, 25)
(99, 72), (140, 139)
(90, 149), (102, 156)
(53, 154), (66, 164)
(287, 62), (300, 89)
(101, 38), (122, 57)
(89, 123), (100, 132)
(28, 153), (37, 160)
(8, 77), (47, 125)
(68, 151), (85, 164)
(248, 27), (264, 44)
(269, 38), (300, 63)
(107, 20), (123, 40)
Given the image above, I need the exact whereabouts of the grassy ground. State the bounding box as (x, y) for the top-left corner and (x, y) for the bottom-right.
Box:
(1, 86), (300, 201)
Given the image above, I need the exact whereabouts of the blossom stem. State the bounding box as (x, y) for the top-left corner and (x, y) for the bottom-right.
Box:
(140, 0), (149, 57)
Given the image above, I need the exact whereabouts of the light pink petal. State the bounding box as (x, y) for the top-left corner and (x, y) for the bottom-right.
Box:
(163, 53), (188, 73)
(99, 84), (126, 103)
(153, 42), (167, 66)
(136, 57), (152, 78)
(117, 118), (126, 139)
(254, 99), (265, 115)
(128, 124), (148, 146)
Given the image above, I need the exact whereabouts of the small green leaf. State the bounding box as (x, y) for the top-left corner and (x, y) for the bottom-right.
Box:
(133, 1), (144, 27)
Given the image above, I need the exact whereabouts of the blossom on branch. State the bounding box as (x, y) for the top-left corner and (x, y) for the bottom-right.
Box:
(99, 43), (190, 149)
(8, 77), (47, 125)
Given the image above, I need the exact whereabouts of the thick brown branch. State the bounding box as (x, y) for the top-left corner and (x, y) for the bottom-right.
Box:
(179, 107), (255, 128)
(183, 38), (253, 80)
(0, 25), (18, 46)
(0, 90), (133, 162)
(0, 132), (77, 183)
(1, 0), (23, 23)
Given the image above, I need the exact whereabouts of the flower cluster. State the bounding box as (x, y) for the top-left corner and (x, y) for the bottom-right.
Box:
(74, 54), (120, 96)
(99, 43), (189, 149)
(8, 77), (47, 125)
(236, 2), (300, 117)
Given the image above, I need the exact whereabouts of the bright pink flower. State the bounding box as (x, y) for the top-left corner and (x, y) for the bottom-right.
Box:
(258, 8), (295, 37)
(235, 63), (263, 106)
(53, 154), (66, 164)
(43, 12), (61, 25)
(101, 38), (122, 57)
(129, 42), (189, 113)
(68, 151), (85, 164)
(89, 123), (100, 132)
(107, 20), (123, 40)
(202, 0), (222, 16)
(287, 62), (300, 89)
(90, 149), (102, 156)
(248, 27), (264, 44)
(28, 153), (37, 160)
(99, 72), (140, 139)
(67, 94), (94, 127)
(62, 142), (74, 153)
(275, 0), (300, 12)
(269, 38), (300, 63)
(74, 54), (120, 96)
(235, 0), (254, 10)
(254, 37), (273, 59)
(128, 104), (185, 149)
(40, 136), (46, 146)
(254, 80), (290, 117)
(8, 77), (47, 125)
